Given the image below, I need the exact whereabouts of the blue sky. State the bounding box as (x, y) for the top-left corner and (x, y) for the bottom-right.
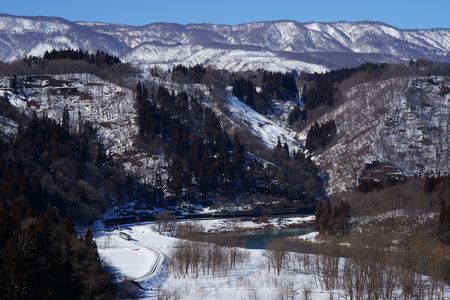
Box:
(1, 0), (449, 29)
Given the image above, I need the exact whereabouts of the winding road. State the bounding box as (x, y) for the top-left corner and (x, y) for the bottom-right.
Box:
(108, 233), (165, 283)
(132, 242), (163, 282)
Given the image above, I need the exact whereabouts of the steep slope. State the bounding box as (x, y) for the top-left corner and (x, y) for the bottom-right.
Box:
(1, 14), (450, 72)
(302, 76), (450, 193)
(0, 72), (323, 204)
(224, 93), (304, 151)
(0, 74), (167, 186)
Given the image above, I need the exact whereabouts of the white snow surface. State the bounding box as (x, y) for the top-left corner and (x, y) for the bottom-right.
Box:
(175, 215), (315, 232)
(94, 222), (334, 300)
(94, 219), (449, 300)
(296, 231), (321, 243)
(226, 93), (304, 151)
(96, 232), (163, 283)
(124, 44), (329, 74)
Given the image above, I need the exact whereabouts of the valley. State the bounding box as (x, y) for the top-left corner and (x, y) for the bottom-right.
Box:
(94, 214), (450, 299)
(0, 10), (448, 299)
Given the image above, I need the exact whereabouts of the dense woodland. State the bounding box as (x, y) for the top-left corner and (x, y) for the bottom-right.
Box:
(0, 204), (114, 299)
(231, 71), (299, 113)
(171, 64), (207, 84)
(301, 67), (356, 110)
(315, 200), (351, 235)
(0, 101), (130, 297)
(43, 48), (121, 67)
(136, 83), (322, 204)
(0, 109), (155, 222)
(320, 175), (450, 242)
(305, 120), (337, 152)
(438, 198), (450, 245)
(168, 65), (300, 114)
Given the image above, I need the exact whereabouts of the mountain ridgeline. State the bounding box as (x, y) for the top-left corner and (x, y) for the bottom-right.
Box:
(1, 14), (450, 72)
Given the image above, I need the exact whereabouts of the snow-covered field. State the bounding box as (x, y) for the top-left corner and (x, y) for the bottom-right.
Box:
(96, 233), (161, 282)
(94, 221), (335, 300)
(94, 217), (449, 299)
(180, 215), (315, 232)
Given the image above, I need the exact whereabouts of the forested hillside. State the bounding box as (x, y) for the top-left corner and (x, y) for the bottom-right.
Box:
(0, 204), (114, 299)
(135, 83), (321, 204)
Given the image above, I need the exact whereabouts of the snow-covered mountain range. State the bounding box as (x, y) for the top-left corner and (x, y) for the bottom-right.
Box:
(1, 13), (450, 72)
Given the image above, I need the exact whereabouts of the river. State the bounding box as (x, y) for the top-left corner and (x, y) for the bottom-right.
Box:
(203, 226), (316, 252)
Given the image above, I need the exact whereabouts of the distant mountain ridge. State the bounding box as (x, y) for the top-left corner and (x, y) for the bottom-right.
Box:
(1, 13), (450, 72)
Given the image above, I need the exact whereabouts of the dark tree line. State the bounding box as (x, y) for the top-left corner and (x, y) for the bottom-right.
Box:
(0, 49), (137, 88)
(171, 64), (206, 84)
(261, 71), (298, 100)
(43, 48), (121, 68)
(231, 71), (299, 114)
(315, 200), (351, 235)
(433, 175), (450, 244)
(231, 77), (257, 108)
(424, 175), (449, 193)
(301, 63), (389, 110)
(287, 106), (306, 125)
(271, 139), (323, 201)
(0, 105), (124, 298)
(0, 203), (114, 299)
(305, 120), (337, 152)
(302, 68), (357, 110)
(136, 84), (322, 203)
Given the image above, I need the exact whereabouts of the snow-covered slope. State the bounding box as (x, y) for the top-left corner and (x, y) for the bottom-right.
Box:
(0, 74), (167, 186)
(1, 71), (447, 198)
(1, 14), (450, 72)
(225, 93), (304, 151)
(0, 14), (127, 62)
(123, 44), (328, 73)
(302, 76), (450, 193)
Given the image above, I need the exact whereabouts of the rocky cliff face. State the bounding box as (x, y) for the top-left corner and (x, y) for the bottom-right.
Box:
(303, 76), (450, 193)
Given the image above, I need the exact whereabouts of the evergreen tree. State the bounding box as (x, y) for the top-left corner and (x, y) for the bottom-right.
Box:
(62, 106), (70, 132)
(9, 75), (18, 94)
(438, 201), (450, 244)
(305, 120), (337, 152)
(287, 106), (305, 125)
